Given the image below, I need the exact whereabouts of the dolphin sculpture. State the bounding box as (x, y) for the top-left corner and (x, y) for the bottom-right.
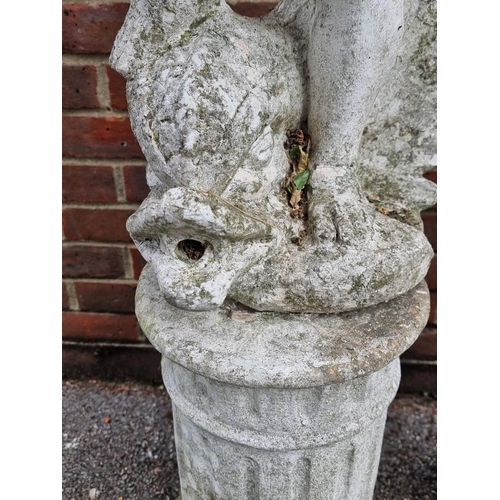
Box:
(110, 0), (434, 313)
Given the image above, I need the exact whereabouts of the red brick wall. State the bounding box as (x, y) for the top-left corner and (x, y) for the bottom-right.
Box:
(62, 1), (146, 371)
(62, 0), (436, 390)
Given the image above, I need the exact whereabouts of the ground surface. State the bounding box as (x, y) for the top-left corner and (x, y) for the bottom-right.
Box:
(62, 380), (436, 500)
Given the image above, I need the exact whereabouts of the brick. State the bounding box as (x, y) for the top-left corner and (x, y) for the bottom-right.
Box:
(230, 2), (278, 17)
(402, 327), (437, 360)
(63, 283), (70, 310)
(63, 245), (125, 278)
(63, 165), (117, 203)
(423, 170), (437, 185)
(425, 254), (437, 291)
(422, 211), (436, 252)
(429, 291), (437, 325)
(62, 65), (99, 109)
(130, 247), (147, 279)
(74, 281), (137, 314)
(423, 169), (437, 209)
(399, 361), (436, 394)
(63, 208), (134, 242)
(123, 165), (149, 203)
(62, 116), (144, 159)
(62, 3), (130, 54)
(62, 343), (162, 383)
(63, 311), (139, 342)
(106, 64), (128, 111)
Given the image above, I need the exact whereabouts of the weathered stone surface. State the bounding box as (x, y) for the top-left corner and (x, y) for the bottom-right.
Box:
(167, 358), (399, 499)
(358, 0), (437, 221)
(110, 0), (435, 314)
(110, 1), (436, 498)
(137, 265), (429, 388)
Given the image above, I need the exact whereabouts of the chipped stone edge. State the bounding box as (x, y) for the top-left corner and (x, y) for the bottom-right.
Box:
(136, 265), (429, 389)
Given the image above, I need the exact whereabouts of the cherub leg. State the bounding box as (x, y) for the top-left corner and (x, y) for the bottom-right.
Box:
(307, 0), (405, 243)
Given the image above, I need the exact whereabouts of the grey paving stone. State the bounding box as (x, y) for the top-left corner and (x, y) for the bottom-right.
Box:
(62, 380), (436, 500)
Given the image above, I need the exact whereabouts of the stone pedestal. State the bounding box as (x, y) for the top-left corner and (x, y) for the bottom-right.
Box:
(166, 358), (398, 499)
(111, 1), (436, 496)
(137, 266), (430, 499)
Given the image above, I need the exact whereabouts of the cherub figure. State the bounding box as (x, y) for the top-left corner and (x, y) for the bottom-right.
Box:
(110, 0), (434, 312)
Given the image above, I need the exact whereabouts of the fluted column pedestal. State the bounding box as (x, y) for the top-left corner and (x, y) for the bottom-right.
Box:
(137, 265), (429, 500)
(165, 357), (399, 499)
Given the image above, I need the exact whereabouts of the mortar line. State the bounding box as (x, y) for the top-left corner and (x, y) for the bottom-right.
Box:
(63, 0), (130, 5)
(123, 247), (134, 279)
(96, 61), (112, 110)
(137, 324), (147, 342)
(62, 54), (111, 65)
(65, 281), (80, 311)
(113, 165), (127, 202)
(63, 241), (138, 248)
(63, 278), (138, 285)
(62, 109), (129, 118)
(400, 359), (437, 366)
(62, 158), (146, 166)
(62, 202), (139, 209)
(62, 341), (154, 350)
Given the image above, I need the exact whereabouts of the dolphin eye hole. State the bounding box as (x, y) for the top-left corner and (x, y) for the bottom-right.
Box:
(176, 239), (207, 261)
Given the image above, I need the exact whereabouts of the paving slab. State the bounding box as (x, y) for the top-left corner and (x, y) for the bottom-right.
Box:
(62, 379), (436, 500)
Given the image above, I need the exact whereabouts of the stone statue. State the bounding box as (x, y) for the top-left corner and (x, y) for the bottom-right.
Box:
(110, 1), (435, 498)
(110, 0), (435, 314)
